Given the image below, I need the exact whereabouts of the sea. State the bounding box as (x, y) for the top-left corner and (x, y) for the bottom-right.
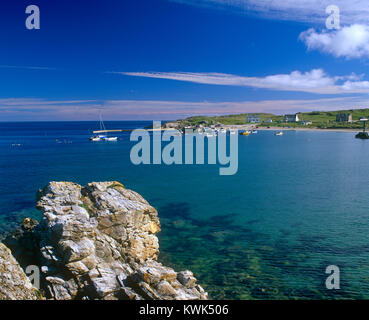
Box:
(1, 121), (369, 300)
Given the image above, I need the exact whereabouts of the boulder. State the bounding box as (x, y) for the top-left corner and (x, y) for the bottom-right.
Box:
(28, 181), (208, 300)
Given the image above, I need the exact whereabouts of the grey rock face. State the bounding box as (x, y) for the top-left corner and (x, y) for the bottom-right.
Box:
(0, 242), (40, 300)
(33, 181), (208, 300)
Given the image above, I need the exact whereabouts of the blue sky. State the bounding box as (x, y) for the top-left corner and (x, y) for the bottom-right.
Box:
(2, 0), (369, 120)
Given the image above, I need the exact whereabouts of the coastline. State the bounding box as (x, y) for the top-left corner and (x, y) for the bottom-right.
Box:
(221, 124), (362, 133)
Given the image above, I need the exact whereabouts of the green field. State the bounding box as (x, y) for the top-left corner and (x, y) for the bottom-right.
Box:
(175, 109), (369, 129)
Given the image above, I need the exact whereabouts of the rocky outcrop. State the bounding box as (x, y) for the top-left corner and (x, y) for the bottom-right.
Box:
(12, 181), (207, 300)
(0, 242), (40, 300)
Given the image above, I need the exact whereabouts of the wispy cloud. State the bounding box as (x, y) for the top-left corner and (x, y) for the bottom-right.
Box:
(118, 70), (369, 94)
(171, 0), (369, 25)
(1, 96), (369, 121)
(0, 65), (57, 71)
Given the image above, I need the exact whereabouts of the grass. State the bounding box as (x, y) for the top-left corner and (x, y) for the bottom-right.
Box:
(107, 181), (125, 189)
(78, 202), (93, 215)
(173, 109), (369, 129)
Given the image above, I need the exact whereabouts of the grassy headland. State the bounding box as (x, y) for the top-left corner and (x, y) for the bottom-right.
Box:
(169, 109), (369, 130)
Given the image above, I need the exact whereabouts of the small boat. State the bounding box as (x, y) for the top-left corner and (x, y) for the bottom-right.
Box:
(90, 135), (105, 142)
(204, 128), (216, 137)
(240, 130), (251, 136)
(275, 131), (284, 136)
(103, 136), (118, 141)
(252, 130), (258, 134)
(90, 114), (118, 142)
(204, 132), (216, 137)
(229, 130), (236, 135)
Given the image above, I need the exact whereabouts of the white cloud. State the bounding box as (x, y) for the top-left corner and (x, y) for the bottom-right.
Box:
(173, 1), (369, 60)
(172, 0), (369, 25)
(300, 24), (369, 59)
(341, 80), (369, 91)
(119, 69), (369, 94)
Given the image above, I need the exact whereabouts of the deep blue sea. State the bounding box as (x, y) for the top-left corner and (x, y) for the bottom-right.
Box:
(1, 121), (369, 299)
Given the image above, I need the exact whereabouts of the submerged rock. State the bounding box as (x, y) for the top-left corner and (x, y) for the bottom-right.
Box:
(10, 181), (208, 300)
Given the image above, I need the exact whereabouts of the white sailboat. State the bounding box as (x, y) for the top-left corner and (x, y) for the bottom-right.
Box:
(89, 114), (118, 142)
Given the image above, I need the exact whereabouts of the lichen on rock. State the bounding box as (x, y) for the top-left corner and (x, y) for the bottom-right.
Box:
(0, 242), (40, 300)
(16, 181), (208, 300)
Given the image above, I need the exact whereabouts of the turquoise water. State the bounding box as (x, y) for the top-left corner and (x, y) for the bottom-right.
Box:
(1, 121), (369, 299)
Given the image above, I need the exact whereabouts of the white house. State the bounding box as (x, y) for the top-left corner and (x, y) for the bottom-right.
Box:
(301, 120), (312, 126)
(283, 114), (299, 122)
(247, 115), (260, 123)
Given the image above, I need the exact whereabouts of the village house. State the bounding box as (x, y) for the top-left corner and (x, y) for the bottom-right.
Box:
(336, 113), (353, 123)
(246, 115), (260, 123)
(301, 120), (312, 126)
(283, 114), (300, 122)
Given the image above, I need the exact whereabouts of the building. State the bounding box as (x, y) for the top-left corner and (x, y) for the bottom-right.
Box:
(336, 113), (353, 123)
(301, 120), (312, 126)
(283, 114), (300, 122)
(164, 122), (179, 129)
(246, 115), (260, 123)
(266, 118), (273, 123)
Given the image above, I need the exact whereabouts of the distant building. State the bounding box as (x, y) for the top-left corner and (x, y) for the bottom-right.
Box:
(164, 122), (179, 129)
(301, 120), (312, 126)
(336, 113), (353, 123)
(265, 118), (273, 123)
(246, 115), (260, 123)
(283, 114), (300, 122)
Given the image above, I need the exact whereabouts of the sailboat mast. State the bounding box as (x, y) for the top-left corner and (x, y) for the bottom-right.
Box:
(99, 113), (107, 133)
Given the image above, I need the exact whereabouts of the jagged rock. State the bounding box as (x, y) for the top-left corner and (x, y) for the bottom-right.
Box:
(178, 270), (197, 288)
(28, 181), (208, 300)
(0, 243), (40, 300)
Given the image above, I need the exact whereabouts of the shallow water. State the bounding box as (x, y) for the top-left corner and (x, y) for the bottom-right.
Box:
(1, 121), (369, 299)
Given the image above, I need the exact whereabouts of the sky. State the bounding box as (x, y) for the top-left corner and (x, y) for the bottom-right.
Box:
(2, 0), (369, 120)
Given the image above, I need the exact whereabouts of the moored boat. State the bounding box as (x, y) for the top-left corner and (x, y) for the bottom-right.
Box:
(103, 136), (118, 141)
(90, 135), (106, 141)
(90, 114), (118, 142)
